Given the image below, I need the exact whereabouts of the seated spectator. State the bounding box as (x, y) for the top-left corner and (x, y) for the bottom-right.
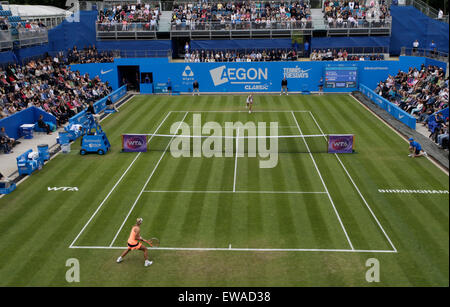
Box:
(0, 127), (14, 153)
(437, 118), (449, 149)
(37, 115), (52, 135)
(0, 17), (9, 30)
(106, 97), (119, 113)
(0, 136), (12, 154)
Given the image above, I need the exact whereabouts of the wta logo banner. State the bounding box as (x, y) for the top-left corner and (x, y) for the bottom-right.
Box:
(328, 135), (354, 153)
(122, 134), (147, 152)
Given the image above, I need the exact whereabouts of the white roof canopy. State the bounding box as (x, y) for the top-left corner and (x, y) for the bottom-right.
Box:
(8, 5), (72, 18)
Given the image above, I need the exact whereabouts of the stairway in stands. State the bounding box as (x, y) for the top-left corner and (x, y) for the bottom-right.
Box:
(310, 8), (326, 30)
(158, 11), (172, 32)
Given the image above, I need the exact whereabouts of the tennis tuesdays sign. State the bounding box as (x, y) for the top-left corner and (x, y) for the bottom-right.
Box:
(122, 134), (147, 152)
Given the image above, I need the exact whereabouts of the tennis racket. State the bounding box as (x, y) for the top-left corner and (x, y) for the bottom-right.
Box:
(144, 238), (160, 247)
(150, 237), (160, 247)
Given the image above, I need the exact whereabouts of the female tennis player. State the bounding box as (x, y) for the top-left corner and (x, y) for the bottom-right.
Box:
(116, 218), (153, 267)
(246, 94), (254, 114)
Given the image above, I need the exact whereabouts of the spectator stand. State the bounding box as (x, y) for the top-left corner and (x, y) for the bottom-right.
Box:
(321, 0), (392, 36)
(96, 1), (161, 40)
(170, 0), (314, 39)
(0, 3), (50, 49)
(185, 47), (302, 62)
(309, 46), (388, 61)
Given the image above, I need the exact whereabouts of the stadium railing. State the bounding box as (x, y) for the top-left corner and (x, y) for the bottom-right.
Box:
(392, 0), (449, 23)
(96, 22), (158, 40)
(16, 28), (48, 48)
(400, 47), (449, 63)
(324, 17), (392, 36)
(185, 47), (304, 60)
(0, 29), (12, 51)
(108, 49), (172, 58)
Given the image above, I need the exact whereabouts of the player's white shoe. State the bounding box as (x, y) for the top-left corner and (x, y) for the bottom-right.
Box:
(144, 260), (153, 267)
(116, 256), (123, 263)
(423, 151), (428, 157)
(408, 154), (413, 157)
(249, 110), (251, 114)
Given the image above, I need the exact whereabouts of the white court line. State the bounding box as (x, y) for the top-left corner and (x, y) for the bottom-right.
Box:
(291, 111), (355, 250)
(69, 111), (173, 248)
(70, 245), (397, 253)
(308, 111), (397, 253)
(233, 127), (240, 192)
(170, 110), (311, 113)
(143, 190), (327, 194)
(109, 112), (189, 247)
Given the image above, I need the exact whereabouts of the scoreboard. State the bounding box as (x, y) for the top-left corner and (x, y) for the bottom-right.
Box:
(324, 66), (358, 88)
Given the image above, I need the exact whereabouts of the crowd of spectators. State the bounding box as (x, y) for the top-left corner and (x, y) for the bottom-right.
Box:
(323, 0), (390, 28)
(97, 3), (160, 31)
(65, 45), (115, 64)
(310, 48), (384, 61)
(0, 55), (113, 127)
(0, 17), (47, 31)
(185, 48), (299, 62)
(375, 65), (449, 149)
(172, 1), (312, 30)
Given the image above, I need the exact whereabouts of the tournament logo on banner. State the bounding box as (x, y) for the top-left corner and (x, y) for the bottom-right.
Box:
(209, 65), (271, 90)
(328, 135), (354, 153)
(122, 134), (147, 152)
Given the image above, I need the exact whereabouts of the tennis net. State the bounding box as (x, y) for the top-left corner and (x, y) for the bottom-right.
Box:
(122, 133), (355, 155)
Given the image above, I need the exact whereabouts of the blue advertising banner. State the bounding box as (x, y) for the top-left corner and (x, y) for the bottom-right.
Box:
(93, 85), (127, 114)
(69, 85), (127, 126)
(68, 56), (444, 95)
(359, 84), (416, 129)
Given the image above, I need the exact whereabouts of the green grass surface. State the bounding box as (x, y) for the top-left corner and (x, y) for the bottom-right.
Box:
(0, 94), (448, 286)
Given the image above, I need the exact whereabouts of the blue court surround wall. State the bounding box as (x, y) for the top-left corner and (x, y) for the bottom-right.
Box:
(69, 56), (445, 94)
(0, 107), (56, 140)
(390, 5), (449, 55)
(359, 84), (416, 129)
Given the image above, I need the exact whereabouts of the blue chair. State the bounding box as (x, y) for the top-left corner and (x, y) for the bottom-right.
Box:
(16, 150), (41, 176)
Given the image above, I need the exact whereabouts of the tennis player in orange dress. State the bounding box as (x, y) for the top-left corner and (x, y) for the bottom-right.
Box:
(116, 218), (153, 267)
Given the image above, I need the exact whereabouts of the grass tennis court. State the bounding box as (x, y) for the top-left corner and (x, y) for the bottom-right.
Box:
(0, 94), (448, 286)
